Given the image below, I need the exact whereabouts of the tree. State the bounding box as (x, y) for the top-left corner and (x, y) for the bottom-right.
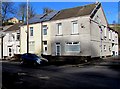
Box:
(17, 3), (36, 22)
(43, 7), (55, 14)
(28, 5), (36, 19)
(2, 2), (15, 22)
(17, 3), (26, 22)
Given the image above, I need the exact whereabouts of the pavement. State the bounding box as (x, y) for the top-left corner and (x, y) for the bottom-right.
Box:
(1, 57), (120, 89)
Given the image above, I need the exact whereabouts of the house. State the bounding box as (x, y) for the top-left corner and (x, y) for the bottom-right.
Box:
(109, 24), (120, 53)
(48, 2), (118, 59)
(0, 26), (12, 59)
(20, 12), (58, 55)
(7, 17), (19, 24)
(2, 23), (22, 58)
(20, 2), (118, 61)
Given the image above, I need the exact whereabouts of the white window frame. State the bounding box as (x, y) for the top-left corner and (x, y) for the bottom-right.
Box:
(104, 27), (107, 37)
(57, 23), (62, 35)
(29, 41), (35, 52)
(30, 27), (33, 36)
(72, 21), (78, 34)
(109, 30), (112, 40)
(104, 45), (106, 51)
(42, 25), (47, 35)
(16, 33), (20, 41)
(65, 42), (80, 52)
(56, 43), (61, 56)
(43, 41), (47, 55)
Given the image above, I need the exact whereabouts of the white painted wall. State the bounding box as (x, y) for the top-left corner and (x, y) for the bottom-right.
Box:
(3, 30), (20, 57)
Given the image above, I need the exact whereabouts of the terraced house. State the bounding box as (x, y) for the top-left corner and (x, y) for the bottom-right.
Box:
(20, 2), (118, 61)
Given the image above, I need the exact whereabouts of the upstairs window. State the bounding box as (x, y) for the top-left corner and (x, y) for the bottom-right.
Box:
(43, 25), (47, 35)
(16, 33), (20, 41)
(57, 23), (62, 35)
(109, 30), (112, 40)
(72, 21), (78, 34)
(104, 27), (107, 37)
(30, 27), (33, 36)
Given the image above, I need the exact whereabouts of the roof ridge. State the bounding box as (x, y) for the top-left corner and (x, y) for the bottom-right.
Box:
(61, 3), (97, 11)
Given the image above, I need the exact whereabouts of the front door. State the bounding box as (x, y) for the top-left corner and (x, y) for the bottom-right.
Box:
(43, 41), (47, 55)
(56, 43), (61, 56)
(8, 47), (13, 57)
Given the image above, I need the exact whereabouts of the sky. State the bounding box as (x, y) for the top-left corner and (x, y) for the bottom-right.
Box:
(12, 2), (118, 24)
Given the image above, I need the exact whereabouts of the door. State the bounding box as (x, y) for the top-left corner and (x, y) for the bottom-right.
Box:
(16, 46), (20, 54)
(43, 41), (47, 55)
(8, 47), (13, 57)
(56, 43), (61, 56)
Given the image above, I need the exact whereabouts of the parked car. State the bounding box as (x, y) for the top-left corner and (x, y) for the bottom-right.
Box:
(20, 53), (48, 66)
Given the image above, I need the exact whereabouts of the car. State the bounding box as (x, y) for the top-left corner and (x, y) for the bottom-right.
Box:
(20, 53), (48, 66)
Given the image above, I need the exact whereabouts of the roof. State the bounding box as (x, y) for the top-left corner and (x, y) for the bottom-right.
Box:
(23, 11), (58, 25)
(25, 14), (46, 24)
(51, 3), (97, 21)
(3, 23), (22, 32)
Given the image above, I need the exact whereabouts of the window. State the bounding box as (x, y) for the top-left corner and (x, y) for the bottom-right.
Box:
(29, 41), (35, 52)
(9, 48), (12, 56)
(45, 47), (47, 51)
(16, 33), (20, 41)
(30, 27), (33, 36)
(43, 25), (47, 35)
(112, 32), (115, 41)
(109, 46), (111, 52)
(57, 23), (62, 35)
(43, 41), (47, 45)
(56, 43), (61, 56)
(72, 21), (78, 34)
(104, 27), (107, 37)
(109, 30), (112, 40)
(8, 34), (14, 42)
(104, 45), (106, 51)
(65, 42), (80, 52)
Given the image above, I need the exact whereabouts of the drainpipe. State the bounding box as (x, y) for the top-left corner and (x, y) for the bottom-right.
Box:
(90, 18), (103, 58)
(1, 35), (3, 59)
(100, 26), (102, 58)
(41, 21), (43, 56)
(0, 1), (3, 59)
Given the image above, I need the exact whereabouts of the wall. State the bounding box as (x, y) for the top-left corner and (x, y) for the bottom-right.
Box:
(20, 23), (42, 56)
(90, 6), (111, 57)
(50, 16), (91, 56)
(3, 30), (20, 57)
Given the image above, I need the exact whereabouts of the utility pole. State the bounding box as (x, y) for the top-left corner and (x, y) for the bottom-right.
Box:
(27, 0), (29, 53)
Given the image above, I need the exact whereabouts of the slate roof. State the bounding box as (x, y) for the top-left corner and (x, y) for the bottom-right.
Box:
(51, 3), (97, 21)
(23, 11), (58, 25)
(3, 23), (22, 32)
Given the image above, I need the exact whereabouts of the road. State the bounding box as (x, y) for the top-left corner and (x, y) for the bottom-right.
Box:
(1, 58), (120, 89)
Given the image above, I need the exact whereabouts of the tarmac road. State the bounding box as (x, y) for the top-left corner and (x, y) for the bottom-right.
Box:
(1, 58), (120, 89)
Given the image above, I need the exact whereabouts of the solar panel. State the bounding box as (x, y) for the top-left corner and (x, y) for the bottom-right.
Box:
(42, 11), (59, 21)
(23, 11), (58, 25)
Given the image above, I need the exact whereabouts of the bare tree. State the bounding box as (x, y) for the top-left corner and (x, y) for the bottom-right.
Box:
(17, 3), (36, 22)
(28, 5), (36, 19)
(2, 2), (15, 22)
(43, 7), (55, 14)
(17, 3), (26, 22)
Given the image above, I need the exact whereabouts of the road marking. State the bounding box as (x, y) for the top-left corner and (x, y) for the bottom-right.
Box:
(39, 76), (50, 80)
